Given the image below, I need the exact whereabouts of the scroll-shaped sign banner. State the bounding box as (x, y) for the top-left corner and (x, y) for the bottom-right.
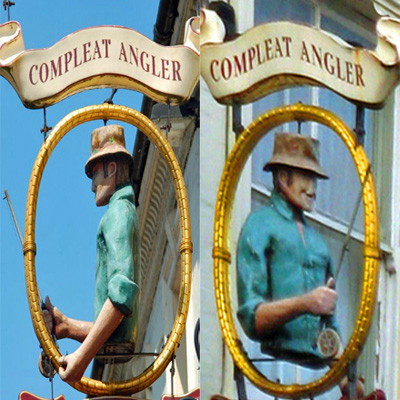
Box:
(201, 10), (400, 108)
(0, 17), (199, 109)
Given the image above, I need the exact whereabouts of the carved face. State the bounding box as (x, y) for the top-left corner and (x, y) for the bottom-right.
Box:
(279, 169), (317, 212)
(91, 159), (116, 207)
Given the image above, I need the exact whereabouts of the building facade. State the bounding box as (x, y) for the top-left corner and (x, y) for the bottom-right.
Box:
(201, 1), (400, 399)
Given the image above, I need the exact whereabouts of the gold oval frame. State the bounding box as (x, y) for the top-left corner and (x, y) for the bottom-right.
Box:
(24, 104), (192, 396)
(213, 103), (380, 398)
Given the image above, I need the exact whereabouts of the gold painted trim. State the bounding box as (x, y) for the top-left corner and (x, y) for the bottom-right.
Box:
(23, 240), (37, 255)
(212, 103), (380, 398)
(24, 104), (192, 396)
(179, 239), (194, 254)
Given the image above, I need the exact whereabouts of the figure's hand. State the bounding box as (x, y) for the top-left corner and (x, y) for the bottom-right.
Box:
(339, 375), (365, 399)
(43, 296), (69, 339)
(303, 278), (338, 316)
(58, 351), (88, 383)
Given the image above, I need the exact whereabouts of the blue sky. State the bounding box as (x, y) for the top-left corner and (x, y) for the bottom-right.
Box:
(1, 1), (160, 399)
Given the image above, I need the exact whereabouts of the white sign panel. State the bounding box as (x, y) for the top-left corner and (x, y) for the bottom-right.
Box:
(201, 10), (400, 108)
(0, 18), (199, 109)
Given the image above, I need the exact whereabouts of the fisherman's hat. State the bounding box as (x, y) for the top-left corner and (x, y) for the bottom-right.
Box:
(85, 125), (133, 179)
(263, 132), (329, 179)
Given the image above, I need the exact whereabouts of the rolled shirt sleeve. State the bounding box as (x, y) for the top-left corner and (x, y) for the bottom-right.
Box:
(103, 199), (140, 317)
(237, 210), (271, 340)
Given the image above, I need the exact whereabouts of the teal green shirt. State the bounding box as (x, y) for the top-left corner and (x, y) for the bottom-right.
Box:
(237, 190), (339, 363)
(94, 184), (140, 344)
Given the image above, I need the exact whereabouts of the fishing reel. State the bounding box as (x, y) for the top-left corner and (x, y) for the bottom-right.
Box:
(317, 327), (341, 359)
(38, 350), (55, 379)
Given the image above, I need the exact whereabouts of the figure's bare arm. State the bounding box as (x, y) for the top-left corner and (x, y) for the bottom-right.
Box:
(58, 298), (124, 383)
(43, 296), (93, 342)
(255, 296), (307, 335)
(255, 278), (337, 335)
(57, 316), (93, 342)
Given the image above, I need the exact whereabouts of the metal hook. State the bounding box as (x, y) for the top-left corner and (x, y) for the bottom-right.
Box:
(104, 88), (118, 105)
(103, 89), (118, 126)
(40, 108), (52, 141)
(233, 100), (244, 138)
(297, 119), (302, 134)
(354, 105), (365, 146)
(166, 103), (172, 140)
(170, 350), (176, 399)
(3, 0), (15, 21)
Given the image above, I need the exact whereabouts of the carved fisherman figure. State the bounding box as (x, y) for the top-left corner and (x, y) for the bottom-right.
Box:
(237, 133), (340, 364)
(237, 133), (368, 397)
(43, 125), (140, 383)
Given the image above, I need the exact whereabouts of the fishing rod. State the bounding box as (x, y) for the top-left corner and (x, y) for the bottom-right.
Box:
(316, 165), (372, 358)
(3, 189), (57, 393)
(3, 189), (46, 307)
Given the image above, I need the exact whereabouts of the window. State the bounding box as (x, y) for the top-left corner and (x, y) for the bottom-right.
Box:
(252, 0), (391, 243)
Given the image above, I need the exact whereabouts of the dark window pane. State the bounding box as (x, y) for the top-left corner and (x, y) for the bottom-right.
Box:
(321, 15), (376, 49)
(255, 0), (314, 25)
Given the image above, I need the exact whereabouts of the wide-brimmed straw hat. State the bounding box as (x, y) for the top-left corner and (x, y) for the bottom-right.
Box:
(85, 125), (133, 178)
(263, 133), (329, 179)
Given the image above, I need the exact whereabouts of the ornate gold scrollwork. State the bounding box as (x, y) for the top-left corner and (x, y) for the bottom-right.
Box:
(24, 103), (192, 395)
(213, 103), (379, 398)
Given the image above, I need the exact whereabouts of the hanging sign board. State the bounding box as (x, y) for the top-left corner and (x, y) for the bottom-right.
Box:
(81, 397), (155, 400)
(19, 389), (200, 400)
(19, 392), (65, 400)
(201, 10), (400, 108)
(0, 17), (199, 109)
(161, 387), (200, 399)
